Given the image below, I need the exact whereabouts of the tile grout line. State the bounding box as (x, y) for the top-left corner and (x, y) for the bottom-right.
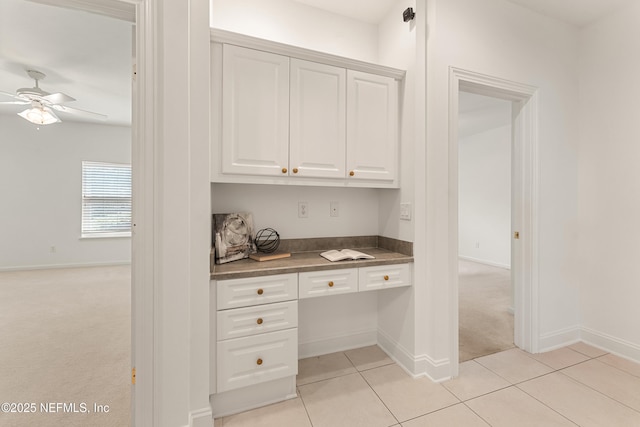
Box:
(357, 369), (401, 426)
(555, 367), (640, 415)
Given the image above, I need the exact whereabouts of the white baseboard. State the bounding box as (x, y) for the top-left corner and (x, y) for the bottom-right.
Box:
(0, 260), (131, 272)
(210, 376), (297, 418)
(298, 328), (377, 359)
(537, 325), (581, 353)
(189, 406), (213, 427)
(377, 329), (452, 383)
(581, 327), (640, 363)
(458, 255), (510, 270)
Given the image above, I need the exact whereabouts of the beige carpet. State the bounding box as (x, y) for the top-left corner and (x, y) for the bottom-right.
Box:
(0, 265), (131, 427)
(459, 259), (514, 362)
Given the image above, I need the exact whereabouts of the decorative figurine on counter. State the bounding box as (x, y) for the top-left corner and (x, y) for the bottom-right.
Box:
(255, 228), (280, 253)
(213, 212), (256, 264)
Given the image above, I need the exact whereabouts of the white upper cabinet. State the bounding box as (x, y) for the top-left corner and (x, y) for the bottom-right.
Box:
(346, 70), (398, 182)
(290, 59), (346, 179)
(222, 45), (290, 176)
(211, 30), (404, 188)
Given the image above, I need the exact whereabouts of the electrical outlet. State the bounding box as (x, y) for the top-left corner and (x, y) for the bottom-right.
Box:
(400, 202), (412, 220)
(330, 201), (339, 217)
(475, 241), (480, 249)
(298, 201), (308, 218)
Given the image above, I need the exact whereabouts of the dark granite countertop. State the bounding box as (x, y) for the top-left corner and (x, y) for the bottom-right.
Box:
(210, 236), (413, 280)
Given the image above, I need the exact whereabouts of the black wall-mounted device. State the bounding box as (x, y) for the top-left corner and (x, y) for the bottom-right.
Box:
(403, 7), (415, 22)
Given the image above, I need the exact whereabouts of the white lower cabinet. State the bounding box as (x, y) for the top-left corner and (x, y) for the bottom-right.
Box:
(215, 274), (299, 395)
(211, 262), (412, 415)
(217, 328), (298, 393)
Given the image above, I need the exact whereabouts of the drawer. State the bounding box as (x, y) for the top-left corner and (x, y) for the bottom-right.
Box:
(217, 300), (298, 340)
(358, 263), (411, 292)
(299, 268), (358, 299)
(217, 273), (298, 310)
(217, 328), (298, 392)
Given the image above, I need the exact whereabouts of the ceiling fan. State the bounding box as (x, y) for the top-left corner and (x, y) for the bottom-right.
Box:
(0, 69), (107, 125)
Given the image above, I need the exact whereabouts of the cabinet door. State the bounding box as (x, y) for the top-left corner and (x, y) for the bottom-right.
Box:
(222, 45), (290, 176)
(290, 59), (346, 178)
(346, 70), (398, 182)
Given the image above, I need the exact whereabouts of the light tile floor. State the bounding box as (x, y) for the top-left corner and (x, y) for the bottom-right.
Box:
(214, 343), (640, 426)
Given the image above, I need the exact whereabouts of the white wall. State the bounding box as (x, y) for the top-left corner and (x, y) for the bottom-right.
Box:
(458, 111), (511, 269)
(377, 0), (416, 243)
(422, 0), (581, 376)
(0, 115), (131, 270)
(210, 0), (379, 63)
(577, 0), (640, 360)
(211, 184), (379, 238)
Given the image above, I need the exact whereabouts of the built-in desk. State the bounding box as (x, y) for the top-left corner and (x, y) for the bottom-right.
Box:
(209, 237), (413, 417)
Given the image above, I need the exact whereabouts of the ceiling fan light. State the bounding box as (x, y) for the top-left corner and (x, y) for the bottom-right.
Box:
(18, 106), (61, 125)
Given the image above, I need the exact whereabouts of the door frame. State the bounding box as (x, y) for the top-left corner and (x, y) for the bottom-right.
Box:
(448, 67), (539, 375)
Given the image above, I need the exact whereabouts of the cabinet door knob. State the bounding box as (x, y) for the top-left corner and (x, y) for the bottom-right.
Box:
(328, 281), (334, 287)
(257, 288), (264, 295)
(282, 167), (288, 174)
(293, 168), (299, 174)
(256, 318), (263, 325)
(349, 170), (355, 177)
(384, 275), (389, 281)
(256, 358), (263, 366)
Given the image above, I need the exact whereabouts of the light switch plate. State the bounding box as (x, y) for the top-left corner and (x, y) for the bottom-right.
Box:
(400, 202), (412, 220)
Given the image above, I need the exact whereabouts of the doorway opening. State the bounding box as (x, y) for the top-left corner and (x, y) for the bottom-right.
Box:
(457, 91), (514, 362)
(449, 67), (539, 374)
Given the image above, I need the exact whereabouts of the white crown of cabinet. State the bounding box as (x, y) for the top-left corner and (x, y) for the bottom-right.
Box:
(211, 35), (403, 188)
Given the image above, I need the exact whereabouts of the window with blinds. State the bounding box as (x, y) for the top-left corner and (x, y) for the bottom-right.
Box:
(81, 161), (132, 237)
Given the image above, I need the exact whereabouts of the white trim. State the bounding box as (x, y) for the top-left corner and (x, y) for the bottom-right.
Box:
(377, 329), (452, 383)
(210, 28), (406, 81)
(581, 327), (640, 363)
(537, 325), (581, 353)
(458, 255), (510, 270)
(449, 67), (540, 377)
(189, 407), (216, 427)
(0, 260), (131, 272)
(129, 0), (156, 425)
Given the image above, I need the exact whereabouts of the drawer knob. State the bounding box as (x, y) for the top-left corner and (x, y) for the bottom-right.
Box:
(349, 170), (355, 177)
(328, 281), (334, 287)
(384, 275), (389, 281)
(256, 358), (263, 366)
(257, 288), (264, 295)
(256, 318), (263, 325)
(293, 167), (299, 174)
(282, 167), (288, 174)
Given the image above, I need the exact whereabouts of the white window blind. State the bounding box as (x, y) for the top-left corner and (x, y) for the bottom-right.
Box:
(81, 161), (132, 237)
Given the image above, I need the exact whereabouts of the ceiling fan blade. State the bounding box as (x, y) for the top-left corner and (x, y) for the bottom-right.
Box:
(43, 92), (76, 104)
(0, 90), (27, 101)
(51, 104), (107, 120)
(0, 101), (29, 105)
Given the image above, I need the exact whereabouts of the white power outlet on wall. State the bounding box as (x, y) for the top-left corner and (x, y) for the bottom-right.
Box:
(298, 201), (309, 218)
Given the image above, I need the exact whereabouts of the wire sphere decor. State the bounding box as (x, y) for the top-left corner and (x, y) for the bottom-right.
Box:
(255, 228), (280, 253)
